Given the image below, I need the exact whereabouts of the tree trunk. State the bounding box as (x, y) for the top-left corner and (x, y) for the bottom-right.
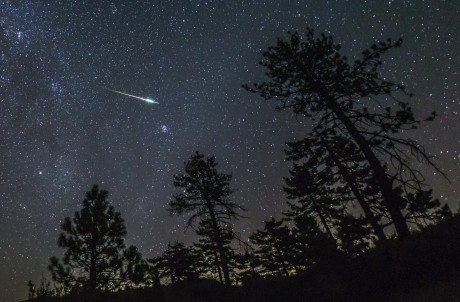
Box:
(326, 99), (411, 239)
(89, 247), (97, 292)
(207, 202), (231, 285)
(211, 243), (223, 283)
(217, 241), (231, 285)
(311, 199), (336, 240)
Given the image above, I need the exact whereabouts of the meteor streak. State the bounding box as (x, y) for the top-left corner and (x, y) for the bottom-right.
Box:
(103, 88), (158, 104)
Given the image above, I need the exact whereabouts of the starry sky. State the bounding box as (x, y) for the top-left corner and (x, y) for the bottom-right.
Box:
(0, 0), (458, 300)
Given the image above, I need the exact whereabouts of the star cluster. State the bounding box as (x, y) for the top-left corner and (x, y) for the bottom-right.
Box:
(0, 1), (458, 300)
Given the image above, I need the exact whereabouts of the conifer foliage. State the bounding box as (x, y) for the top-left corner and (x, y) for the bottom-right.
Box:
(150, 242), (199, 285)
(169, 151), (245, 285)
(249, 218), (295, 277)
(48, 185), (145, 294)
(24, 26), (457, 302)
(244, 27), (449, 239)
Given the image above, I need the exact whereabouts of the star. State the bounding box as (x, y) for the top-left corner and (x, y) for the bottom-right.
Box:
(0, 1), (458, 301)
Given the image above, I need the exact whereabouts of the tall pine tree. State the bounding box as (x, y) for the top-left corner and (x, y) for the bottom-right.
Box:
(169, 152), (245, 285)
(245, 28), (447, 239)
(48, 185), (144, 293)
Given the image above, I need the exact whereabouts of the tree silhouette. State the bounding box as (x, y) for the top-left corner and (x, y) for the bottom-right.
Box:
(249, 218), (296, 277)
(283, 156), (341, 241)
(169, 151), (245, 285)
(194, 218), (237, 282)
(48, 185), (145, 294)
(150, 242), (199, 285)
(403, 189), (452, 227)
(27, 280), (36, 300)
(284, 129), (388, 243)
(290, 214), (339, 268)
(335, 214), (373, 257)
(245, 27), (446, 239)
(27, 276), (55, 299)
(122, 245), (150, 288)
(234, 250), (259, 284)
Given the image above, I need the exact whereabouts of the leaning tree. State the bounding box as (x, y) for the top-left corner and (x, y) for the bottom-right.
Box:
(169, 151), (245, 285)
(245, 28), (448, 239)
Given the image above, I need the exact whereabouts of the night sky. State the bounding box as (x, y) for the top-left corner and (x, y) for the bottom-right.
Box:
(0, 1), (458, 300)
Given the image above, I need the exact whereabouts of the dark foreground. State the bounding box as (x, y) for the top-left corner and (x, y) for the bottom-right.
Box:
(26, 215), (460, 302)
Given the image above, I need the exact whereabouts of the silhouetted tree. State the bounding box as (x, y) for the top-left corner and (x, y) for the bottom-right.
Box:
(285, 129), (388, 242)
(48, 185), (145, 294)
(27, 280), (36, 300)
(283, 130), (388, 253)
(145, 266), (161, 287)
(335, 214), (373, 257)
(290, 214), (339, 269)
(27, 276), (55, 299)
(169, 152), (245, 285)
(123, 245), (150, 288)
(150, 242), (199, 285)
(193, 218), (237, 281)
(249, 218), (296, 277)
(404, 189), (452, 227)
(245, 27), (446, 239)
(234, 251), (260, 284)
(283, 158), (340, 240)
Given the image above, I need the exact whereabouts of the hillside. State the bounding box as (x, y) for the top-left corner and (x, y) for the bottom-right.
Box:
(25, 214), (460, 302)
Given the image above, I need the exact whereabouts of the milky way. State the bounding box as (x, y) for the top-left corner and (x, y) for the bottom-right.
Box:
(0, 1), (458, 300)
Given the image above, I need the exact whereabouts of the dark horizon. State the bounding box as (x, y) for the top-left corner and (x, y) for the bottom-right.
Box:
(0, 1), (459, 301)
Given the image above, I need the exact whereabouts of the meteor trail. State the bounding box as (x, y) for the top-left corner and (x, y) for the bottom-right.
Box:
(103, 88), (159, 104)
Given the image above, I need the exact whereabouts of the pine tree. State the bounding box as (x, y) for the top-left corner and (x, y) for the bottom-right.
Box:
(290, 214), (339, 269)
(245, 28), (446, 239)
(404, 189), (452, 228)
(335, 214), (373, 257)
(169, 152), (245, 285)
(27, 280), (36, 300)
(48, 185), (144, 293)
(283, 157), (341, 240)
(123, 245), (150, 288)
(150, 242), (199, 285)
(193, 218), (236, 282)
(249, 218), (296, 277)
(234, 250), (259, 284)
(284, 128), (388, 242)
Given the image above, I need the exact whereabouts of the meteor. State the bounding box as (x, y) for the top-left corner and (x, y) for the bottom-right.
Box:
(103, 88), (159, 104)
